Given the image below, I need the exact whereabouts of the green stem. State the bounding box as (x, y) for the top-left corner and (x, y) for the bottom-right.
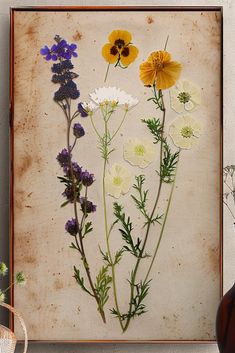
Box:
(111, 111), (128, 141)
(90, 115), (102, 139)
(64, 100), (106, 323)
(102, 118), (124, 331)
(104, 63), (110, 83)
(144, 151), (180, 283)
(123, 93), (166, 333)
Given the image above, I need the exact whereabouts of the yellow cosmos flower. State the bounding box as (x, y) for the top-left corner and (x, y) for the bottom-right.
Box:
(139, 51), (182, 90)
(102, 29), (139, 68)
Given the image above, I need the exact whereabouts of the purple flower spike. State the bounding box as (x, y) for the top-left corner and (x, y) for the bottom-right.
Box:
(57, 148), (70, 167)
(80, 198), (97, 214)
(73, 123), (85, 138)
(54, 81), (80, 101)
(64, 162), (82, 181)
(77, 102), (88, 118)
(65, 218), (78, 236)
(81, 170), (94, 187)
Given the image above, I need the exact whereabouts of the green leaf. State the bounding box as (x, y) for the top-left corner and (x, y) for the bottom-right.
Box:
(99, 246), (112, 266)
(95, 266), (112, 309)
(113, 202), (142, 258)
(73, 266), (94, 297)
(113, 248), (124, 265)
(131, 175), (150, 222)
(159, 142), (179, 183)
(142, 118), (163, 144)
(83, 221), (93, 237)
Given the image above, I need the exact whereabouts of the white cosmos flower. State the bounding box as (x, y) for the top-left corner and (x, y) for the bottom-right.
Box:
(123, 138), (155, 168)
(89, 86), (138, 110)
(170, 80), (201, 113)
(81, 101), (98, 115)
(169, 115), (202, 150)
(105, 163), (132, 198)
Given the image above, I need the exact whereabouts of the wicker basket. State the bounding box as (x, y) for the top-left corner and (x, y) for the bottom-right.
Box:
(0, 302), (28, 353)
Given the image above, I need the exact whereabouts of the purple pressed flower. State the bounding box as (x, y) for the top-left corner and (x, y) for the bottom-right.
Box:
(80, 198), (97, 214)
(65, 218), (78, 236)
(77, 102), (88, 118)
(64, 162), (82, 181)
(40, 36), (78, 62)
(57, 148), (70, 167)
(62, 185), (74, 201)
(81, 170), (94, 187)
(54, 81), (80, 101)
(73, 123), (85, 138)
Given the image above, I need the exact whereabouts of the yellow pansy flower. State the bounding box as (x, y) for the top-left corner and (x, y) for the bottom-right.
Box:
(102, 29), (139, 67)
(139, 50), (182, 90)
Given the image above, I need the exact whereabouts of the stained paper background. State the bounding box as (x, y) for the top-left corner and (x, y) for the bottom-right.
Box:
(12, 9), (221, 341)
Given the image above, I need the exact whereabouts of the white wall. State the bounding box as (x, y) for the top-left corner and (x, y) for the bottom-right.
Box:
(0, 0), (234, 352)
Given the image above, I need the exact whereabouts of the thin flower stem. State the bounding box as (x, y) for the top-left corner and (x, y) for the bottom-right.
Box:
(144, 151), (180, 283)
(164, 35), (169, 50)
(102, 117), (124, 331)
(90, 115), (102, 139)
(70, 137), (77, 152)
(123, 92), (166, 333)
(62, 100), (106, 323)
(3, 282), (15, 294)
(111, 110), (128, 141)
(104, 63), (110, 83)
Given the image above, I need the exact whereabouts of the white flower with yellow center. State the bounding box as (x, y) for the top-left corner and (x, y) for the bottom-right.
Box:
(89, 86), (138, 111)
(169, 115), (202, 150)
(105, 163), (132, 198)
(123, 138), (155, 168)
(170, 80), (201, 113)
(81, 101), (98, 115)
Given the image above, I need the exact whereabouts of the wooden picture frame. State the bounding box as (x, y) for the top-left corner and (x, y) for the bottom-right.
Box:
(10, 5), (223, 343)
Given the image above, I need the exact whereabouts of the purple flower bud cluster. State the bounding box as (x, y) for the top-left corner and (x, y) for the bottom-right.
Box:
(65, 218), (78, 236)
(57, 149), (95, 208)
(80, 198), (97, 214)
(81, 170), (94, 187)
(73, 123), (85, 138)
(56, 148), (70, 166)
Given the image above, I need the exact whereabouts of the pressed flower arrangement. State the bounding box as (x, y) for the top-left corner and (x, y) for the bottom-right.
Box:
(40, 29), (204, 334)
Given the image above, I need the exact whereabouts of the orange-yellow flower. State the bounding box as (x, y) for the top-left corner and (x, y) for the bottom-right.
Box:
(102, 30), (139, 67)
(139, 51), (182, 90)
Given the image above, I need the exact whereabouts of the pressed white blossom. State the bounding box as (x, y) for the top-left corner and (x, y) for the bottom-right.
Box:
(89, 86), (138, 110)
(169, 115), (202, 149)
(123, 138), (155, 168)
(170, 79), (201, 113)
(81, 101), (98, 115)
(0, 262), (8, 276)
(105, 163), (132, 198)
(0, 290), (5, 302)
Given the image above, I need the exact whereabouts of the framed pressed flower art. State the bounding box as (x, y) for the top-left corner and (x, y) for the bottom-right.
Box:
(10, 6), (223, 343)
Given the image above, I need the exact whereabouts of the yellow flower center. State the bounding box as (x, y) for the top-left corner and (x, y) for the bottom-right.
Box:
(181, 126), (194, 138)
(134, 144), (146, 156)
(151, 53), (164, 71)
(113, 176), (122, 186)
(178, 92), (191, 104)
